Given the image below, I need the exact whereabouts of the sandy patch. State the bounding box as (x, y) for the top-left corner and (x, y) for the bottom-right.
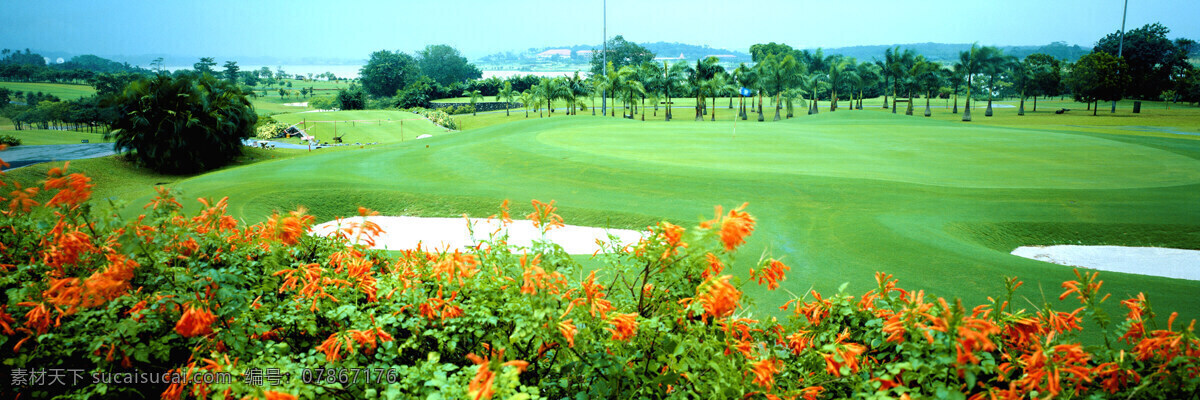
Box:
(1012, 245), (1200, 281)
(310, 216), (644, 255)
(282, 102), (308, 107)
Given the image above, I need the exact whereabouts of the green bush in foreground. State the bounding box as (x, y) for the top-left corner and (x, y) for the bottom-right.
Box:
(0, 134), (20, 146)
(0, 164), (1197, 400)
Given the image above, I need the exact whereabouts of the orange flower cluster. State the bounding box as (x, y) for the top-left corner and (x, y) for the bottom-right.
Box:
(578, 270), (614, 318)
(273, 262), (351, 312)
(701, 252), (724, 280)
(315, 327), (394, 361)
(418, 285), (464, 321)
(696, 275), (741, 321)
(606, 312), (638, 341)
(174, 305), (216, 337)
(431, 249), (479, 284)
(519, 253), (567, 295)
(527, 199), (565, 231)
(700, 202), (755, 251)
(43, 163), (93, 208)
(821, 330), (867, 377)
(264, 207), (315, 245)
(467, 345), (529, 400)
(748, 358), (782, 390)
(750, 258), (790, 290)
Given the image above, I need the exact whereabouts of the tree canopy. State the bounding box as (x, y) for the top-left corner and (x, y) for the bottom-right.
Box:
(417, 44), (482, 86)
(359, 50), (421, 98)
(590, 36), (655, 77)
(1094, 23), (1193, 99)
(1068, 51), (1131, 114)
(105, 73), (256, 173)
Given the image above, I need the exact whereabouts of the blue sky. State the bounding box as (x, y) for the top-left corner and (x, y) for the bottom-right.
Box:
(2, 0), (1196, 61)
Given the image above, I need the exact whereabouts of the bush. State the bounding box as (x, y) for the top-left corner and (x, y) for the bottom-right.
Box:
(405, 107), (459, 130)
(104, 73), (256, 173)
(336, 84), (367, 110)
(307, 96), (338, 110)
(442, 104), (475, 115)
(0, 134), (20, 146)
(255, 121), (288, 140)
(1, 166), (1198, 399)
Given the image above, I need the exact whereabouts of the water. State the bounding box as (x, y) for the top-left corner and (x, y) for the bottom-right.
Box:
(163, 66), (588, 80)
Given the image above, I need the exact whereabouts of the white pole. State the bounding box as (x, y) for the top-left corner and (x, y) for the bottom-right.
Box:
(1112, 0), (1128, 113)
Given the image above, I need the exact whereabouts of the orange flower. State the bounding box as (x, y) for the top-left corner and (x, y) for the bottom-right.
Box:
(266, 207), (315, 245)
(19, 302), (52, 335)
(822, 330), (866, 377)
(432, 250), (479, 284)
(527, 199), (565, 231)
(558, 319), (578, 347)
(145, 186), (183, 210)
(606, 312), (638, 341)
(579, 270), (614, 318)
(696, 275), (741, 321)
(316, 332), (348, 362)
(174, 305), (216, 337)
(701, 202), (755, 251)
(43, 169), (94, 208)
(520, 253), (567, 295)
(6, 182), (40, 213)
(702, 252), (723, 280)
(785, 330), (812, 354)
(264, 391), (297, 400)
(751, 258), (790, 290)
(0, 305), (16, 335)
(466, 352), (498, 400)
(748, 358), (782, 390)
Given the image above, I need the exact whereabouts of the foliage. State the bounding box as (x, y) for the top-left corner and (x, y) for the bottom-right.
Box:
(1094, 23), (1195, 99)
(103, 73), (256, 173)
(589, 35), (655, 77)
(405, 107), (459, 130)
(1068, 52), (1132, 114)
(307, 96), (338, 111)
(336, 85), (367, 110)
(0, 165), (1198, 400)
(255, 121), (289, 140)
(0, 134), (21, 146)
(359, 50), (421, 98)
(417, 45), (482, 86)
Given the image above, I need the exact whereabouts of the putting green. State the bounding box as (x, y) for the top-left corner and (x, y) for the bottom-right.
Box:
(145, 111), (1200, 325)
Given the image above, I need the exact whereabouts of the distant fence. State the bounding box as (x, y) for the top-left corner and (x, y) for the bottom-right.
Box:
(432, 102), (523, 112)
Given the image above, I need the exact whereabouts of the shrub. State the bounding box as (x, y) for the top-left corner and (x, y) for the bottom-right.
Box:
(0, 134), (20, 146)
(405, 107), (459, 130)
(255, 121), (288, 140)
(336, 85), (367, 110)
(104, 73), (257, 173)
(308, 96), (337, 110)
(1, 163), (1198, 399)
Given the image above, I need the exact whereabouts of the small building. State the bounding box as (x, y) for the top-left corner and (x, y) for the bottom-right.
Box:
(536, 49), (572, 59)
(653, 53), (686, 61)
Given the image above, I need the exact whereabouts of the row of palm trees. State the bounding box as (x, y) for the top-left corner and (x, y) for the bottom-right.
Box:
(481, 44), (1026, 122)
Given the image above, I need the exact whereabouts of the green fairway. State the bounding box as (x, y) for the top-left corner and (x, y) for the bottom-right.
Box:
(270, 110), (451, 144)
(0, 81), (96, 100)
(128, 111), (1200, 326)
(0, 129), (112, 145)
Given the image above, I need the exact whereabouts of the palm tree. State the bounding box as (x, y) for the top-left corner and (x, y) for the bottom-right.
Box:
(805, 73), (826, 115)
(887, 48), (915, 114)
(600, 62), (620, 117)
(617, 66), (644, 119)
(705, 73), (728, 121)
(981, 53), (1011, 117)
(519, 90), (532, 118)
(752, 60), (772, 121)
(949, 64), (965, 114)
(854, 63), (880, 110)
(763, 54), (800, 120)
(782, 88), (804, 118)
(463, 89), (483, 116)
(497, 82), (517, 117)
(825, 58), (849, 112)
(662, 61), (688, 121)
(733, 63), (755, 120)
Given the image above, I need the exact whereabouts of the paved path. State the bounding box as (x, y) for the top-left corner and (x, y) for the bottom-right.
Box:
(1, 143), (116, 170)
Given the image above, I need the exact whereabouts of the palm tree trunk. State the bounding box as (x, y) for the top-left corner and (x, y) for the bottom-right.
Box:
(757, 92), (765, 121)
(985, 77), (994, 117)
(892, 84), (898, 114)
(711, 95), (717, 121)
(963, 76), (972, 122)
(773, 94), (782, 121)
(924, 92), (932, 117)
(1018, 90), (1025, 116)
(1032, 96), (1037, 112)
(882, 77), (889, 108)
(830, 90), (837, 112)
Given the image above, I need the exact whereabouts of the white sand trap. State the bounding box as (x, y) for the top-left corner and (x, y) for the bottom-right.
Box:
(310, 216), (644, 255)
(282, 102), (308, 107)
(1012, 245), (1200, 281)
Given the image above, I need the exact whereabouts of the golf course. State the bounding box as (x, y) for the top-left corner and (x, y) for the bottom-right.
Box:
(104, 103), (1200, 324)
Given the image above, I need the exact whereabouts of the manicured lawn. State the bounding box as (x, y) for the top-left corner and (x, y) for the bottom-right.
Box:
(0, 81), (96, 100)
(270, 110), (451, 144)
(114, 111), (1200, 329)
(0, 129), (112, 145)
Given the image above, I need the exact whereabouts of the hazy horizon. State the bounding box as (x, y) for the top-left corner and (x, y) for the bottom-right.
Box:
(3, 0), (1197, 64)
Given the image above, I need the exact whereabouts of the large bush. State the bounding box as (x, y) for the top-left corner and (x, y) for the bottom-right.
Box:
(336, 85), (366, 110)
(1, 163), (1198, 399)
(105, 73), (257, 173)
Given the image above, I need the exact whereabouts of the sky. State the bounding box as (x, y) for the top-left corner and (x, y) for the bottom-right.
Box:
(2, 0), (1197, 64)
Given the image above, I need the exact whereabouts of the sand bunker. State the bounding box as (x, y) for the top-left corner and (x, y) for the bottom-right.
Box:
(310, 216), (644, 254)
(1012, 245), (1200, 281)
(282, 102), (308, 107)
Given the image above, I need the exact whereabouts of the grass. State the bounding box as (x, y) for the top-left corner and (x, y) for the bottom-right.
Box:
(96, 110), (1200, 330)
(0, 129), (112, 145)
(0, 81), (96, 100)
(270, 110), (452, 144)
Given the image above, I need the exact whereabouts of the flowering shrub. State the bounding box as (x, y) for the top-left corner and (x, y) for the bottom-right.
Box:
(404, 107), (459, 130)
(1, 153), (1198, 399)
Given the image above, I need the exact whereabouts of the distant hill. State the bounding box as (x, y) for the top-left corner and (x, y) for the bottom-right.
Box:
(478, 42), (751, 64)
(803, 42), (1091, 63)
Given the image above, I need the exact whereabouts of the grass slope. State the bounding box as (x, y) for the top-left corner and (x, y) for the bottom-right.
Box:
(0, 129), (112, 145)
(0, 81), (96, 100)
(131, 111), (1200, 326)
(270, 110), (451, 144)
